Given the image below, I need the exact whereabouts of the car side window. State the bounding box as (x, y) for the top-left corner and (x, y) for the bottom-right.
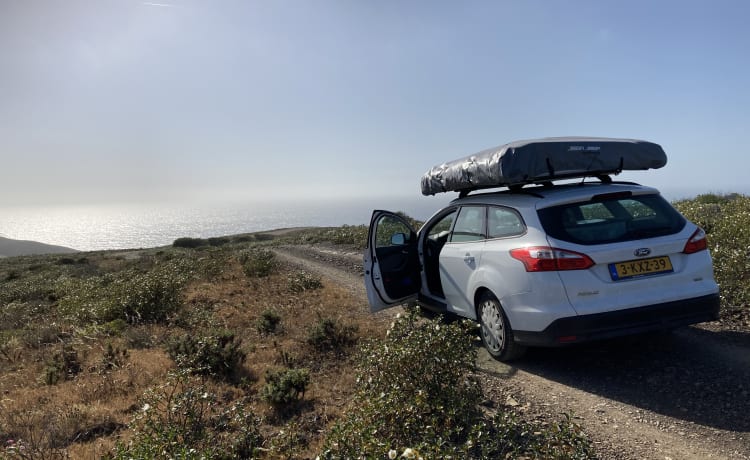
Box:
(488, 207), (525, 238)
(450, 206), (486, 243)
(427, 210), (457, 240)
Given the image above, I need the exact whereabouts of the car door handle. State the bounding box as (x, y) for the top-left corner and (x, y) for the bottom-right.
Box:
(463, 253), (475, 263)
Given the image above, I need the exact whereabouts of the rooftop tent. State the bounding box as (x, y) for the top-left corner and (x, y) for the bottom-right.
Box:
(420, 137), (667, 196)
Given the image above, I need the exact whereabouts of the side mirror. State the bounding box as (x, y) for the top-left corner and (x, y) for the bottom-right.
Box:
(391, 232), (407, 245)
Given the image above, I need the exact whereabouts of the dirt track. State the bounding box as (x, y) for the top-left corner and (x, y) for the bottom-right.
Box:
(273, 244), (750, 460)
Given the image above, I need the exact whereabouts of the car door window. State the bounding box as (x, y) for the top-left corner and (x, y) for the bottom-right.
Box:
(488, 207), (525, 238)
(450, 206), (486, 243)
(375, 215), (412, 248)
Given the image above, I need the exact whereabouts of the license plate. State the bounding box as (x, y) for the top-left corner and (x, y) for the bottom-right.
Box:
(609, 256), (673, 280)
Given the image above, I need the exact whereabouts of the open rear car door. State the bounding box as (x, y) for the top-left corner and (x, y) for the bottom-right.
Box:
(364, 211), (420, 312)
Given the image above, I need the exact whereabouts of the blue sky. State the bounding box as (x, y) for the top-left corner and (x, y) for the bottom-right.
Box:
(2, 0), (749, 206)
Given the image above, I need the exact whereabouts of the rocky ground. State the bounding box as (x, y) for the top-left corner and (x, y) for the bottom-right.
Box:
(273, 243), (750, 460)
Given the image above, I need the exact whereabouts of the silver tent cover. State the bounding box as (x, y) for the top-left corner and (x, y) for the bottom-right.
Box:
(420, 137), (667, 195)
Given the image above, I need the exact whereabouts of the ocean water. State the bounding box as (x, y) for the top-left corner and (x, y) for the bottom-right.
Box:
(0, 197), (451, 252)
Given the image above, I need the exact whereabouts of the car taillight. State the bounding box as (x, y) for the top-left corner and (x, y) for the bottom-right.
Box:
(510, 246), (595, 272)
(683, 228), (708, 254)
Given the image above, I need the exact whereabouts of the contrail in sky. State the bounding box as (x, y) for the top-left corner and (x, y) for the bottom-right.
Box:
(142, 2), (174, 7)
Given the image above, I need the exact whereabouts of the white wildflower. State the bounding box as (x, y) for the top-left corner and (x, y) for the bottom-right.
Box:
(388, 450), (398, 459)
(141, 403), (151, 412)
(401, 448), (416, 458)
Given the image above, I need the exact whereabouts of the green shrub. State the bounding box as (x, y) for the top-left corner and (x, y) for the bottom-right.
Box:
(110, 368), (263, 459)
(57, 260), (190, 325)
(257, 309), (282, 335)
(290, 225), (369, 248)
(101, 318), (128, 336)
(173, 237), (208, 248)
(232, 235), (255, 243)
(674, 194), (750, 314)
(0, 275), (57, 304)
(124, 327), (155, 349)
(253, 233), (275, 242)
(22, 323), (65, 348)
(42, 345), (81, 385)
(0, 335), (23, 363)
(307, 317), (357, 353)
(0, 301), (45, 331)
(261, 368), (310, 408)
(320, 312), (593, 459)
(321, 312), (480, 457)
(239, 248), (277, 278)
(693, 193), (739, 204)
(207, 236), (230, 247)
(167, 331), (246, 381)
(1, 405), (97, 457)
(267, 420), (308, 457)
(100, 342), (129, 372)
(288, 271), (322, 293)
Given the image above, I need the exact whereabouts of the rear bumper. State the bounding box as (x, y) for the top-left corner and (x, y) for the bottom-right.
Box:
(514, 293), (720, 347)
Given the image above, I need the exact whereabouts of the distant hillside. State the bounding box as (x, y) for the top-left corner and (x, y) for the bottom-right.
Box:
(0, 236), (78, 257)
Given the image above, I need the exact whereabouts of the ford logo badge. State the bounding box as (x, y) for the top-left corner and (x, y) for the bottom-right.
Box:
(634, 248), (651, 257)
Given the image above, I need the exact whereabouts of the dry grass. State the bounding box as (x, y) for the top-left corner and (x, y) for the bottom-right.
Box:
(0, 241), (373, 459)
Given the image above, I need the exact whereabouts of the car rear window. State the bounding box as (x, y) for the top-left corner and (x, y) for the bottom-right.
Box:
(537, 193), (686, 245)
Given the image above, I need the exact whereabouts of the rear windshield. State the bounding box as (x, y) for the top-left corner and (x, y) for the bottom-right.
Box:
(537, 193), (686, 245)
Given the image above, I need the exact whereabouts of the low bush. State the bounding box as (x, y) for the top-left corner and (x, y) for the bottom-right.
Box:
(307, 317), (357, 353)
(57, 260), (190, 325)
(173, 237), (208, 248)
(43, 345), (81, 385)
(256, 309), (282, 335)
(674, 194), (750, 314)
(253, 233), (275, 242)
(239, 248), (277, 278)
(261, 368), (311, 408)
(321, 312), (593, 459)
(1, 405), (101, 456)
(288, 271), (323, 293)
(0, 275), (57, 305)
(100, 342), (129, 372)
(290, 225), (369, 248)
(0, 335), (23, 363)
(207, 236), (230, 247)
(167, 331), (246, 381)
(110, 368), (263, 459)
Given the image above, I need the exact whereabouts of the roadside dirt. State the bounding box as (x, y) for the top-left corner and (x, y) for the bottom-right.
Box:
(272, 243), (750, 460)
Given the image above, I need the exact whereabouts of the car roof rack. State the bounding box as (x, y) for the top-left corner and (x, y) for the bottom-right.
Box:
(456, 174), (645, 198)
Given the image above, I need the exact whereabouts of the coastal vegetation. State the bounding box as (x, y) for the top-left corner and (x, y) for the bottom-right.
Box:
(0, 194), (747, 458)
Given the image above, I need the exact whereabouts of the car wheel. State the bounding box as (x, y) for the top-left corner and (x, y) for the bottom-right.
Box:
(477, 292), (525, 361)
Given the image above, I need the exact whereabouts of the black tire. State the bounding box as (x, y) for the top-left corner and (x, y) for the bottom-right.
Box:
(477, 292), (526, 361)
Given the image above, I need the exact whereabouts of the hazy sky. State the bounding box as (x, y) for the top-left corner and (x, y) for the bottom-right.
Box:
(2, 0), (749, 206)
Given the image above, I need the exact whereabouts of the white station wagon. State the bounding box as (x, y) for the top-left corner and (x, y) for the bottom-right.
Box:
(364, 138), (720, 360)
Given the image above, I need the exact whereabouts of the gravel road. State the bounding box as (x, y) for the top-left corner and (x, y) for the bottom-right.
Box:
(273, 244), (750, 460)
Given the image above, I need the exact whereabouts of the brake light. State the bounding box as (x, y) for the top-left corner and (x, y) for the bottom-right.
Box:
(683, 228), (708, 254)
(510, 246), (595, 272)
